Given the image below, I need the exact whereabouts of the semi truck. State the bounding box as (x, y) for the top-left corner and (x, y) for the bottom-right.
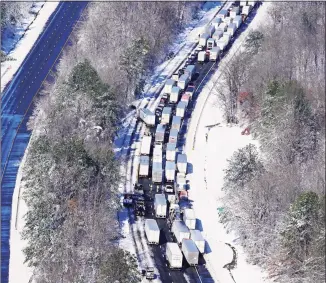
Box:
(212, 29), (224, 41)
(154, 194), (167, 218)
(198, 51), (206, 63)
(152, 162), (163, 184)
(217, 22), (227, 32)
(155, 124), (166, 144)
(161, 107), (172, 124)
(166, 242), (183, 269)
(176, 101), (187, 118)
(181, 239), (199, 266)
(226, 23), (237, 37)
(209, 46), (220, 61)
(139, 108), (155, 127)
(169, 128), (179, 144)
(164, 79), (176, 94)
(177, 153), (187, 174)
(175, 172), (187, 191)
(211, 17), (222, 29)
(233, 15), (243, 29)
(172, 220), (190, 245)
(166, 142), (176, 161)
(184, 65), (196, 80)
(177, 74), (190, 90)
(199, 32), (209, 47)
(139, 156), (150, 177)
(230, 6), (240, 18)
(216, 9), (228, 20)
(171, 116), (182, 132)
(190, 230), (205, 254)
(153, 144), (162, 163)
(145, 219), (160, 244)
(170, 86), (181, 103)
(140, 135), (152, 155)
(181, 93), (190, 106)
(183, 208), (196, 230)
(165, 161), (176, 182)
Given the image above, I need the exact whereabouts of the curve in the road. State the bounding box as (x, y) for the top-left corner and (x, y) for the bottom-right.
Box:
(1, 2), (88, 282)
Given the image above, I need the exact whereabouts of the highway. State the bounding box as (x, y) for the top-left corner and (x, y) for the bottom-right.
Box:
(1, 2), (88, 282)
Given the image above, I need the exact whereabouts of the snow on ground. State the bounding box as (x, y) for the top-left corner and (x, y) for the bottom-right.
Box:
(183, 3), (273, 283)
(1, 1), (59, 92)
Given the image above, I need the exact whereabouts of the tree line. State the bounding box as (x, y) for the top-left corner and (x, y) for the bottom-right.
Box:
(21, 2), (203, 282)
(217, 2), (325, 282)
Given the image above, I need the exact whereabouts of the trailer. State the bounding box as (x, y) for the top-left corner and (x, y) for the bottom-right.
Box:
(207, 38), (215, 49)
(211, 17), (222, 28)
(177, 74), (190, 91)
(221, 34), (230, 47)
(172, 73), (179, 81)
(152, 162), (163, 184)
(226, 23), (237, 37)
(140, 135), (152, 155)
(169, 129), (179, 144)
(170, 86), (181, 103)
(190, 230), (205, 254)
(240, 0), (247, 6)
(153, 144), (163, 163)
(233, 15), (242, 29)
(216, 39), (227, 51)
(242, 5), (251, 15)
(212, 29), (224, 41)
(205, 25), (215, 37)
(185, 86), (195, 98)
(154, 194), (167, 218)
(198, 51), (206, 63)
(172, 221), (190, 244)
(175, 172), (187, 191)
(184, 65), (196, 80)
(183, 208), (196, 230)
(171, 116), (182, 132)
(164, 79), (176, 94)
(216, 9), (228, 20)
(166, 242), (183, 269)
(217, 22), (227, 32)
(181, 93), (190, 106)
(145, 219), (160, 245)
(176, 101), (187, 118)
(161, 107), (172, 125)
(166, 142), (176, 161)
(230, 6), (240, 18)
(209, 46), (220, 61)
(165, 161), (176, 182)
(139, 156), (150, 177)
(181, 239), (199, 266)
(177, 153), (187, 174)
(139, 108), (155, 127)
(155, 124), (166, 144)
(248, 1), (256, 6)
(223, 16), (232, 25)
(199, 32), (209, 47)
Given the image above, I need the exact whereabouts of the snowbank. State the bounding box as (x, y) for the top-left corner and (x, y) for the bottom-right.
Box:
(1, 2), (59, 92)
(184, 3), (273, 283)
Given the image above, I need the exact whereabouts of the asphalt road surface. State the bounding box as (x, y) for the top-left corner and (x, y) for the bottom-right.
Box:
(1, 2), (88, 282)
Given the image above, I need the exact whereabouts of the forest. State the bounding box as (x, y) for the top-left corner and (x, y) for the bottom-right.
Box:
(218, 2), (325, 283)
(18, 2), (202, 282)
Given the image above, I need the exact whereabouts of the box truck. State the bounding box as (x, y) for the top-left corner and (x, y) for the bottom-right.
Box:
(177, 153), (187, 174)
(169, 129), (179, 144)
(155, 124), (166, 144)
(176, 101), (187, 118)
(242, 5), (251, 15)
(240, 0), (247, 6)
(164, 79), (176, 94)
(209, 46), (220, 61)
(139, 156), (149, 177)
(152, 162), (163, 184)
(190, 230), (205, 254)
(181, 239), (199, 266)
(139, 108), (155, 127)
(227, 23), (237, 37)
(184, 65), (196, 80)
(207, 38), (215, 49)
(233, 15), (242, 29)
(216, 9), (228, 20)
(166, 142), (176, 161)
(170, 86), (181, 103)
(198, 51), (206, 63)
(177, 74), (190, 91)
(154, 194), (167, 218)
(171, 116), (182, 132)
(230, 6), (240, 18)
(205, 25), (215, 37)
(140, 135), (152, 155)
(165, 161), (175, 182)
(212, 29), (224, 41)
(172, 221), (190, 244)
(145, 219), (160, 244)
(216, 39), (227, 51)
(217, 22), (227, 32)
(166, 242), (183, 269)
(183, 208), (196, 230)
(161, 107), (172, 125)
(199, 32), (209, 47)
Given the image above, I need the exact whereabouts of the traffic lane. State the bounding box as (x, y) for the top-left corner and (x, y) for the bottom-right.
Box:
(1, 3), (87, 170)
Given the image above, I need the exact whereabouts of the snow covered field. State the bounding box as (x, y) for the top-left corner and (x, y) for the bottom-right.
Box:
(183, 3), (273, 283)
(1, 2), (59, 92)
(5, 3), (59, 283)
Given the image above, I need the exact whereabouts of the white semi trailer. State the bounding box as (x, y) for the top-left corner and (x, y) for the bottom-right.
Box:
(166, 242), (183, 269)
(145, 219), (160, 245)
(154, 194), (167, 218)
